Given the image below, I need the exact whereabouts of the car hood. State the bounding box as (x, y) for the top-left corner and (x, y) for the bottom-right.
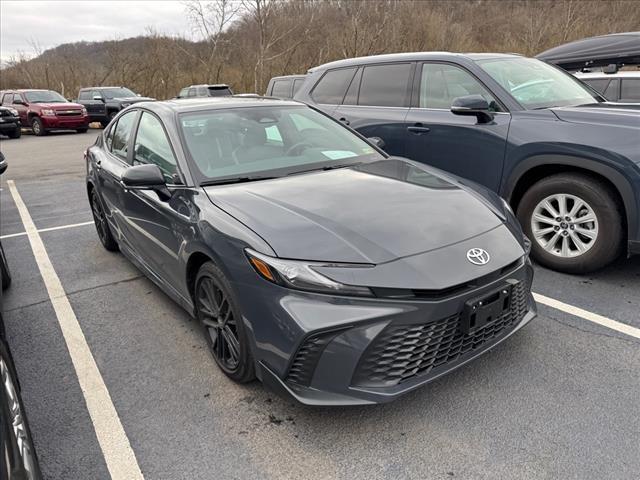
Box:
(36, 102), (84, 110)
(205, 159), (507, 264)
(551, 104), (640, 128)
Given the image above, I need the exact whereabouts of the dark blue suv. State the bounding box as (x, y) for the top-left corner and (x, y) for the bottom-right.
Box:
(295, 53), (640, 274)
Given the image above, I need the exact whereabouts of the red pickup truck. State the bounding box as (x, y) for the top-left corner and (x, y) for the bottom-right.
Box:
(0, 89), (89, 136)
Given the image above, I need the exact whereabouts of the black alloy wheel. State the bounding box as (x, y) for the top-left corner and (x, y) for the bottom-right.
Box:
(109, 111), (118, 121)
(195, 262), (255, 383)
(90, 190), (118, 251)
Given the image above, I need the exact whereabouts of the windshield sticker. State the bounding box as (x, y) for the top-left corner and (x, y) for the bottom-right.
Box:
(322, 150), (358, 160)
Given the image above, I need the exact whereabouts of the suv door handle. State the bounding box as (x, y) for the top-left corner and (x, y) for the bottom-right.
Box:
(339, 117), (350, 126)
(407, 124), (430, 134)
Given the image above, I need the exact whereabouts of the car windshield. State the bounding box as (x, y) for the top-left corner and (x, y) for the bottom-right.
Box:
(181, 105), (382, 183)
(24, 90), (67, 103)
(476, 57), (599, 109)
(101, 88), (136, 99)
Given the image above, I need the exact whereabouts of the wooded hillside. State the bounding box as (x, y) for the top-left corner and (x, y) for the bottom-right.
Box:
(1, 0), (638, 99)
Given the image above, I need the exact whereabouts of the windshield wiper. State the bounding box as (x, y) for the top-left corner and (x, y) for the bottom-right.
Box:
(200, 175), (277, 186)
(288, 161), (363, 176)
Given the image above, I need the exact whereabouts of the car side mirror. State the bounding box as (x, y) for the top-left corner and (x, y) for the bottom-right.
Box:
(93, 95), (104, 102)
(367, 136), (386, 149)
(13, 98), (25, 105)
(121, 164), (170, 200)
(451, 95), (494, 123)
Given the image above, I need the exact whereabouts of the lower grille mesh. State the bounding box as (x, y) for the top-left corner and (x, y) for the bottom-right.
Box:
(353, 281), (528, 387)
(286, 330), (342, 386)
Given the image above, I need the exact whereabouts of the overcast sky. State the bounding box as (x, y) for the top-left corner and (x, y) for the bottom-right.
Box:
(0, 1), (193, 63)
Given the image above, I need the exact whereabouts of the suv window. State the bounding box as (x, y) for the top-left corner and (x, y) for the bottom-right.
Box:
(311, 68), (357, 104)
(359, 63), (412, 107)
(621, 79), (640, 102)
(78, 91), (90, 100)
(188, 88), (197, 97)
(111, 110), (137, 161)
(133, 112), (178, 182)
(272, 80), (292, 98)
(603, 79), (619, 100)
(292, 79), (304, 96)
(178, 88), (189, 98)
(12, 94), (25, 105)
(420, 63), (499, 110)
(583, 79), (610, 96)
(1, 93), (13, 105)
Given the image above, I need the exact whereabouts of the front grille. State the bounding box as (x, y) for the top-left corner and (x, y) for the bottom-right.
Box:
(0, 109), (16, 118)
(56, 109), (82, 117)
(353, 281), (528, 387)
(286, 329), (344, 386)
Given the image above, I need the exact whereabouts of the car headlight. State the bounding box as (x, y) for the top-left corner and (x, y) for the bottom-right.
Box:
(41, 109), (55, 116)
(245, 249), (373, 297)
(7, 107), (18, 116)
(81, 107), (87, 115)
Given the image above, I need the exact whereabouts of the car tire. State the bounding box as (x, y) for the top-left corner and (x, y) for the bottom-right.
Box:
(195, 261), (255, 383)
(90, 189), (119, 252)
(8, 127), (21, 139)
(108, 111), (118, 121)
(76, 128), (88, 133)
(517, 173), (623, 274)
(0, 242), (11, 290)
(30, 117), (46, 136)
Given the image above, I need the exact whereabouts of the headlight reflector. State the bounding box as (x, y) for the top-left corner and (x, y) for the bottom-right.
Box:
(246, 249), (373, 297)
(41, 109), (55, 116)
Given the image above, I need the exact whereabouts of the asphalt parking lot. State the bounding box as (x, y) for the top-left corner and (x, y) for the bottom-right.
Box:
(0, 131), (639, 480)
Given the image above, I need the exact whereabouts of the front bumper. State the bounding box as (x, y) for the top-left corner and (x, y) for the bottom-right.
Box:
(241, 258), (536, 406)
(41, 115), (89, 129)
(0, 117), (20, 130)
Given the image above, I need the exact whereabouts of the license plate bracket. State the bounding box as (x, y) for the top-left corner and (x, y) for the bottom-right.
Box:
(461, 281), (515, 335)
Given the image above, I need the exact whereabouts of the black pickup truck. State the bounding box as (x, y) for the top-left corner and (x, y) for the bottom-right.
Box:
(76, 87), (154, 127)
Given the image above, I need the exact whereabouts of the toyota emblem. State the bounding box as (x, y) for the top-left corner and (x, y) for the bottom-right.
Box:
(466, 248), (490, 266)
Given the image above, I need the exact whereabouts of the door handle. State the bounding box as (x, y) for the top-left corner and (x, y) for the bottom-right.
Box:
(339, 117), (350, 126)
(407, 124), (430, 134)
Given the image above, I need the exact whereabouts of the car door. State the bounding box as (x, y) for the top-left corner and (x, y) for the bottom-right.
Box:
(620, 78), (640, 102)
(404, 62), (511, 191)
(119, 111), (191, 289)
(11, 94), (28, 126)
(96, 109), (140, 251)
(333, 62), (414, 158)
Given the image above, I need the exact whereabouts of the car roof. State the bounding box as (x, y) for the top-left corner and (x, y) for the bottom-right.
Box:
(139, 96), (302, 114)
(575, 71), (640, 79)
(308, 52), (523, 71)
(80, 86), (128, 90)
(270, 75), (306, 80)
(187, 84), (231, 88)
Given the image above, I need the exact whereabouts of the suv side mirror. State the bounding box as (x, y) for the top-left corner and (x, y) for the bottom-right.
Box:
(13, 98), (25, 105)
(367, 136), (386, 149)
(451, 95), (494, 123)
(121, 164), (170, 200)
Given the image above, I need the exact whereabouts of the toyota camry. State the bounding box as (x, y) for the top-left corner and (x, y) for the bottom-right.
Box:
(86, 98), (536, 405)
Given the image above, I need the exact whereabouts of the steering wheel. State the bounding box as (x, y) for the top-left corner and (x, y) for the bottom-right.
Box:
(285, 142), (313, 156)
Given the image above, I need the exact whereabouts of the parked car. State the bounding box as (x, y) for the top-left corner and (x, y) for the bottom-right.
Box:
(0, 155), (43, 480)
(175, 84), (233, 99)
(0, 89), (88, 136)
(265, 75), (306, 99)
(76, 86), (154, 127)
(0, 106), (21, 139)
(295, 52), (640, 273)
(575, 71), (640, 103)
(86, 98), (535, 405)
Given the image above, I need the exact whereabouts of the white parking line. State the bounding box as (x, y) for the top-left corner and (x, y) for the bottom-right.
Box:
(534, 292), (640, 340)
(0, 220), (94, 239)
(7, 181), (144, 480)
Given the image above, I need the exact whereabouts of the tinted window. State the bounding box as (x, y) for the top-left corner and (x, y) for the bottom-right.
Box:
(2, 93), (13, 105)
(271, 80), (292, 98)
(181, 106), (380, 181)
(111, 110), (137, 161)
(343, 68), (362, 105)
(134, 112), (178, 182)
(621, 79), (640, 102)
(583, 78), (610, 95)
(311, 68), (357, 104)
(358, 63), (411, 107)
(603, 79), (619, 100)
(78, 91), (91, 100)
(292, 79), (304, 96)
(13, 94), (25, 104)
(420, 63), (499, 110)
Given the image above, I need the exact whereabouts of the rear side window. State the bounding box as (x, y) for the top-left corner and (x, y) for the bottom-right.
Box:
(420, 63), (499, 110)
(311, 68), (357, 104)
(110, 110), (137, 161)
(133, 112), (178, 182)
(583, 79), (610, 95)
(603, 79), (619, 100)
(621, 79), (640, 102)
(292, 79), (304, 96)
(271, 80), (292, 98)
(358, 63), (412, 107)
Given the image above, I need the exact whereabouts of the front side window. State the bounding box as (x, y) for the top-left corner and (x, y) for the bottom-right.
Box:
(271, 80), (292, 99)
(181, 106), (382, 182)
(477, 57), (598, 109)
(311, 68), (357, 104)
(582, 78), (610, 95)
(13, 94), (25, 105)
(2, 93), (13, 105)
(358, 63), (412, 107)
(78, 91), (91, 100)
(101, 88), (136, 99)
(133, 112), (178, 182)
(621, 79), (640, 102)
(603, 79), (619, 100)
(420, 63), (499, 110)
(111, 110), (137, 161)
(187, 88), (197, 97)
(23, 90), (67, 103)
(178, 88), (189, 98)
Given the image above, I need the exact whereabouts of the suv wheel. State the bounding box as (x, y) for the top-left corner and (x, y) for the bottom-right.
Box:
(31, 117), (46, 136)
(517, 173), (623, 273)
